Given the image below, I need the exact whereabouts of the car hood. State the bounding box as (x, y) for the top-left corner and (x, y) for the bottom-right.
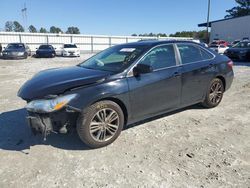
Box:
(3, 49), (25, 52)
(18, 66), (111, 100)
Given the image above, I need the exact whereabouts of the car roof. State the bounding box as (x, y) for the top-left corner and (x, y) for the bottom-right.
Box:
(117, 40), (200, 47)
(40, 44), (52, 46)
(9, 43), (25, 45)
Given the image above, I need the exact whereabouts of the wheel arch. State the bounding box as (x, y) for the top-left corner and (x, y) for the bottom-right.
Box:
(93, 97), (128, 127)
(216, 75), (226, 90)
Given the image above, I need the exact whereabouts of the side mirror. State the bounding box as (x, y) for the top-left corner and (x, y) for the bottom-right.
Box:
(133, 64), (153, 77)
(54, 48), (57, 50)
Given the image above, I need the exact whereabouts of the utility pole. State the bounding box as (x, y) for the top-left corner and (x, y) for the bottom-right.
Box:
(21, 3), (27, 32)
(206, 0), (211, 44)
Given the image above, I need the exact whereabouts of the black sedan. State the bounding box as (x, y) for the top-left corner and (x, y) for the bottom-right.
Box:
(18, 40), (234, 148)
(224, 41), (250, 61)
(2, 43), (31, 59)
(36, 45), (56, 58)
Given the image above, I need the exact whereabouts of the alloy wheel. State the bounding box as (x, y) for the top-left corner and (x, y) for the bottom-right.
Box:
(209, 81), (223, 105)
(89, 108), (119, 142)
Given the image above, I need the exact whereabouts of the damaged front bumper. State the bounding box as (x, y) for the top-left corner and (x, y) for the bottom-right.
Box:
(27, 113), (53, 140)
(26, 107), (80, 140)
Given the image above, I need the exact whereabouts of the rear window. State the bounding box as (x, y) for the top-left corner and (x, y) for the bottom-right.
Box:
(211, 42), (218, 45)
(177, 44), (214, 64)
(64, 44), (77, 48)
(39, 45), (52, 49)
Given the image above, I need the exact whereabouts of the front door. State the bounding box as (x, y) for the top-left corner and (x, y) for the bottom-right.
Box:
(127, 44), (181, 121)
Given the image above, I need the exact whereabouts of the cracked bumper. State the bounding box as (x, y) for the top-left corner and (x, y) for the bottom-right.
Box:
(27, 113), (53, 140)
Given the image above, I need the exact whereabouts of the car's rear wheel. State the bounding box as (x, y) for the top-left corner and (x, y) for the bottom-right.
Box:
(77, 100), (124, 148)
(202, 78), (224, 108)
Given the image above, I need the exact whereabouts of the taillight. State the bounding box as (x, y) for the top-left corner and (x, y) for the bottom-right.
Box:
(227, 60), (233, 69)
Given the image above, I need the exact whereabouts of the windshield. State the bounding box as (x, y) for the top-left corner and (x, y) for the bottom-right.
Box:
(6, 43), (24, 50)
(39, 45), (52, 49)
(233, 42), (250, 48)
(64, 44), (77, 48)
(78, 45), (149, 72)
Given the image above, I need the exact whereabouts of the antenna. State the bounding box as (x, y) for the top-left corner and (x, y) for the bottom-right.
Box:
(21, 3), (27, 31)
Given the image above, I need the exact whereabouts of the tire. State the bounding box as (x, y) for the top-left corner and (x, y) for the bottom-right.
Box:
(202, 78), (224, 108)
(24, 53), (28, 59)
(77, 100), (124, 148)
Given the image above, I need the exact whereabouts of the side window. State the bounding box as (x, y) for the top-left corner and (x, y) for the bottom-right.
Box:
(139, 45), (176, 70)
(200, 48), (214, 60)
(177, 44), (213, 64)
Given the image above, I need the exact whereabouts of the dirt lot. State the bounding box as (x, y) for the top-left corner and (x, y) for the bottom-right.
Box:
(0, 56), (249, 188)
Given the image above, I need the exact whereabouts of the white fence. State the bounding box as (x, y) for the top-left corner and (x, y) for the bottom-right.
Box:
(0, 32), (192, 53)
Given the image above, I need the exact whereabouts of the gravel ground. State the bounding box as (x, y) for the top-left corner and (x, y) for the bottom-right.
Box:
(0, 56), (250, 188)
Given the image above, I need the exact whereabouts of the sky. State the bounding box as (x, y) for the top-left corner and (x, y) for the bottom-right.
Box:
(0, 0), (237, 36)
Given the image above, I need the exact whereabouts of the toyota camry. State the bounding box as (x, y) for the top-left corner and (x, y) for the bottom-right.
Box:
(18, 40), (234, 148)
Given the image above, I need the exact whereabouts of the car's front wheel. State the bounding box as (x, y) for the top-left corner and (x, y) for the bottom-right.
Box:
(24, 53), (28, 59)
(202, 78), (224, 108)
(77, 100), (124, 148)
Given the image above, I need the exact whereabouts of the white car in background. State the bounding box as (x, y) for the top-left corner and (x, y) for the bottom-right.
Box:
(209, 44), (229, 54)
(61, 44), (80, 57)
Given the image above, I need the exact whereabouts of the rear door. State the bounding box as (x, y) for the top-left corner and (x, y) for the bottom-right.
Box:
(176, 44), (215, 106)
(127, 44), (181, 120)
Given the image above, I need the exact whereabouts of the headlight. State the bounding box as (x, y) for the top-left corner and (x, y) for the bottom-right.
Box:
(26, 94), (77, 113)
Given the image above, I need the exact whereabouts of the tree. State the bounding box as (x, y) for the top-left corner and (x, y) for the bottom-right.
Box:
(169, 30), (208, 41)
(39, 27), (47, 33)
(13, 21), (24, 32)
(50, 26), (63, 33)
(157, 33), (167, 37)
(225, 0), (250, 18)
(66, 26), (80, 34)
(28, 25), (37, 33)
(5, 21), (14, 32)
(133, 33), (168, 37)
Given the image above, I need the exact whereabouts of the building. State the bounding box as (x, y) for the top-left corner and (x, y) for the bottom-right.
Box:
(198, 15), (250, 43)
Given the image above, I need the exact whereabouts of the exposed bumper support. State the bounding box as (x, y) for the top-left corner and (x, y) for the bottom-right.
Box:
(26, 108), (80, 141)
(27, 114), (53, 141)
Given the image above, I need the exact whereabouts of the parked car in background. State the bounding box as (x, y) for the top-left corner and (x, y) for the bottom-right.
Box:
(36, 44), (56, 58)
(231, 40), (241, 46)
(2, 43), (31, 59)
(224, 41), (250, 61)
(242, 37), (249, 41)
(18, 40), (234, 148)
(210, 44), (229, 54)
(61, 44), (80, 57)
(0, 43), (2, 56)
(209, 40), (229, 47)
(200, 42), (208, 47)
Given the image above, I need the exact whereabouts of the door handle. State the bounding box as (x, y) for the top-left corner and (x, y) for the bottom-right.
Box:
(173, 72), (180, 77)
